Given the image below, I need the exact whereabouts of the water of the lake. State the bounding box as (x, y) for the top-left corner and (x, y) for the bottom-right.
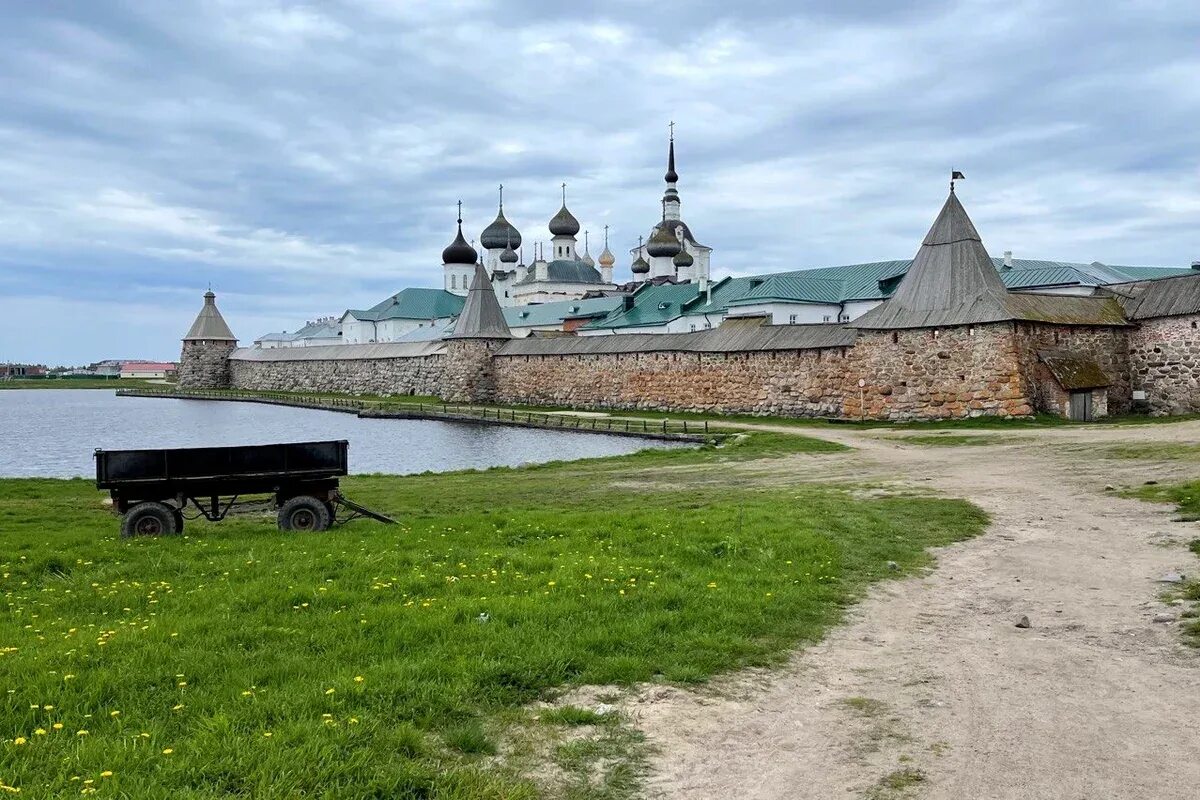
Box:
(0, 390), (684, 478)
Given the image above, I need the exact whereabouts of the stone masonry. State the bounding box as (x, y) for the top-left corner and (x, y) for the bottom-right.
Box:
(179, 339), (238, 390)
(492, 346), (853, 417)
(229, 353), (444, 397)
(1129, 313), (1200, 414)
(846, 324), (1032, 421)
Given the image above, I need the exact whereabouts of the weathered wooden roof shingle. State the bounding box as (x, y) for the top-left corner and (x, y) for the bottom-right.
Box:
(448, 263), (513, 339)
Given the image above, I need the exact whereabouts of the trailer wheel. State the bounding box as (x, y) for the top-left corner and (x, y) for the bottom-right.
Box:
(278, 495), (331, 532)
(121, 502), (178, 538)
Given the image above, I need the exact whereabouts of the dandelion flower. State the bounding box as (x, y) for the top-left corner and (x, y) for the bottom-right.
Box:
(34, 729), (46, 736)
(161, 748), (173, 755)
(354, 676), (364, 683)
(52, 723), (63, 730)
(263, 732), (272, 738)
(76, 730), (89, 737)
(110, 711), (120, 717)
(12, 737), (26, 745)
(100, 772), (113, 778)
(172, 704), (184, 711)
(324, 688), (335, 695)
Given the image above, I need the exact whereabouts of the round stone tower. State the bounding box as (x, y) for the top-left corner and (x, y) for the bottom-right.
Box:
(178, 290), (238, 389)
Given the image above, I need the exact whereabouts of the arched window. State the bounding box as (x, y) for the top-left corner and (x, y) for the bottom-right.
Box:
(451, 275), (457, 289)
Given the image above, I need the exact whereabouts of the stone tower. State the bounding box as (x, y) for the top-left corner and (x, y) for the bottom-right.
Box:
(178, 290), (238, 389)
(441, 263), (511, 403)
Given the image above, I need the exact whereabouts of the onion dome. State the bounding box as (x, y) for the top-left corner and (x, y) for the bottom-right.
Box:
(581, 229), (595, 267)
(549, 204), (579, 236)
(598, 225), (615, 267)
(500, 243), (518, 264)
(646, 223), (681, 258)
(673, 247), (694, 268)
(441, 205), (477, 265)
(631, 236), (650, 274)
(548, 182), (579, 236)
(480, 186), (521, 250)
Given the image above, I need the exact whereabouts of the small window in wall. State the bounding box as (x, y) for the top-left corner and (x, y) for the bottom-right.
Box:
(822, 315), (830, 323)
(892, 332), (899, 344)
(790, 315), (798, 324)
(451, 275), (457, 289)
(690, 324), (696, 332)
(1193, 321), (1197, 329)
(968, 325), (975, 336)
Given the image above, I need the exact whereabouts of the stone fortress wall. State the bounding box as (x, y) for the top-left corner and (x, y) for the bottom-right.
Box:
(229, 351), (444, 397)
(1128, 312), (1200, 415)
(207, 316), (1200, 421)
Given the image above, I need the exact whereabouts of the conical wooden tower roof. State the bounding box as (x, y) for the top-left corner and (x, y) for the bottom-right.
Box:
(183, 290), (237, 341)
(852, 191), (1013, 329)
(447, 263), (512, 339)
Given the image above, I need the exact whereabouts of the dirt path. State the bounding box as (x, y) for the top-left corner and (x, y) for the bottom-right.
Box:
(632, 421), (1200, 799)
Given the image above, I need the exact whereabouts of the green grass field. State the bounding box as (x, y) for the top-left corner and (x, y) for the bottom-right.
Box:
(0, 433), (987, 799)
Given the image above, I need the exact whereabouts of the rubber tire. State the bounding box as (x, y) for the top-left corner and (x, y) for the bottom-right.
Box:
(121, 502), (179, 538)
(277, 495), (332, 532)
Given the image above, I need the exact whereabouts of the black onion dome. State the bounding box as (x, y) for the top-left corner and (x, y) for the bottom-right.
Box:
(646, 224), (681, 258)
(441, 220), (477, 265)
(548, 204), (580, 236)
(664, 137), (678, 184)
(673, 248), (694, 268)
(500, 243), (518, 263)
(631, 254), (650, 274)
(480, 210), (521, 250)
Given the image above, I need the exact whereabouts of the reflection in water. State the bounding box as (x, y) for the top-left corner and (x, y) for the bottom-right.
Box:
(0, 390), (683, 478)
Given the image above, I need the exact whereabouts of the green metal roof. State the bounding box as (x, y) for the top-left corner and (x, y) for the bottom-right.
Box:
(504, 296), (623, 327)
(586, 255), (1192, 331)
(512, 259), (605, 286)
(346, 288), (465, 322)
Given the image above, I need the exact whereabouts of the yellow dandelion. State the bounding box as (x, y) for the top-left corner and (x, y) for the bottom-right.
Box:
(52, 723), (63, 730)
(321, 713), (333, 719)
(109, 710), (120, 717)
(161, 748), (173, 755)
(12, 737), (26, 745)
(34, 729), (46, 736)
(177, 681), (187, 687)
(172, 704), (184, 711)
(354, 676), (364, 683)
(324, 688), (335, 695)
(100, 772), (113, 778)
(349, 717), (359, 725)
(241, 691), (253, 697)
(76, 730), (89, 736)
(263, 732), (272, 738)
(42, 705), (54, 711)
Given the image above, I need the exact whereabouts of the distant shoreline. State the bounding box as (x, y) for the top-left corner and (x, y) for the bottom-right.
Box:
(0, 378), (170, 390)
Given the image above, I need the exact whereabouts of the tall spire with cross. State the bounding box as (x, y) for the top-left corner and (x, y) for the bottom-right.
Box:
(663, 122), (681, 221)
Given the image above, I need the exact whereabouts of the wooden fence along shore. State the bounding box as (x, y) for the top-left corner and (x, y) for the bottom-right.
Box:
(115, 388), (714, 443)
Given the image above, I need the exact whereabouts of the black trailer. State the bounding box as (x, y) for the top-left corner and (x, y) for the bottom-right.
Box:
(95, 440), (394, 537)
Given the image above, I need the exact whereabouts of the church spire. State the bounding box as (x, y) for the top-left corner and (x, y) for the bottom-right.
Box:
(663, 122), (681, 221)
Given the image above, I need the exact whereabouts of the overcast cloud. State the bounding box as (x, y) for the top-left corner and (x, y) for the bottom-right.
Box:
(1, 0), (1197, 364)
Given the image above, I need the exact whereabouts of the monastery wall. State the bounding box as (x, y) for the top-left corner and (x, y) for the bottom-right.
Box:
(491, 347), (853, 417)
(229, 352), (445, 397)
(1129, 313), (1200, 415)
(1013, 323), (1132, 416)
(845, 324), (1033, 421)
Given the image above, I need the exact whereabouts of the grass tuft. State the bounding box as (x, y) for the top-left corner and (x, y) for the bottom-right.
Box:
(541, 706), (615, 727)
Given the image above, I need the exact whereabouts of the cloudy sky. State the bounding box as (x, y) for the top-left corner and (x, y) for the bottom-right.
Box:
(1, 0), (1197, 364)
